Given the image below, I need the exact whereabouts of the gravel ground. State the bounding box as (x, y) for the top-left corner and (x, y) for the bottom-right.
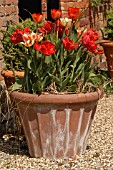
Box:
(0, 94), (113, 170)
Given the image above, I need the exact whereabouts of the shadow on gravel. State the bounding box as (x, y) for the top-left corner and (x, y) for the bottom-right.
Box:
(0, 134), (29, 156)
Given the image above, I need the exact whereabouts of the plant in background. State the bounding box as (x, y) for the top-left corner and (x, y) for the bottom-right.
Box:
(90, 0), (101, 7)
(102, 9), (113, 40)
(2, 7), (104, 94)
(0, 19), (37, 71)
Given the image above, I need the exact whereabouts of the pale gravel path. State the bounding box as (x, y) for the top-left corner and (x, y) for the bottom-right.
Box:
(0, 94), (113, 170)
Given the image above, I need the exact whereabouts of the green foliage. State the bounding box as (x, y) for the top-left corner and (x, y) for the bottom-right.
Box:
(99, 70), (113, 94)
(10, 25), (104, 94)
(103, 9), (113, 41)
(1, 8), (105, 94)
(90, 0), (101, 7)
(0, 19), (37, 71)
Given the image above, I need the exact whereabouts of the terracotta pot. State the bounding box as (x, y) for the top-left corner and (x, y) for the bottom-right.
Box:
(1, 70), (24, 88)
(1, 70), (25, 135)
(10, 90), (103, 159)
(100, 40), (113, 79)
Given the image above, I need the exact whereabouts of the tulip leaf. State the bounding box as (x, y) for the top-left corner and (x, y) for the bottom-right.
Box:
(70, 26), (78, 42)
(61, 61), (71, 76)
(60, 74), (70, 91)
(73, 63), (85, 82)
(9, 82), (22, 91)
(68, 85), (77, 92)
(55, 39), (62, 51)
(45, 55), (52, 64)
(48, 73), (61, 86)
(42, 76), (51, 88)
(32, 81), (42, 93)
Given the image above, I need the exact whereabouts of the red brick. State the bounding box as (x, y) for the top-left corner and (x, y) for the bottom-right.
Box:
(5, 0), (18, 5)
(42, 3), (47, 12)
(0, 0), (5, 5)
(79, 17), (90, 27)
(0, 18), (3, 27)
(0, 17), (6, 27)
(42, 0), (46, 2)
(0, 6), (5, 16)
(0, 0), (113, 34)
(6, 15), (19, 22)
(5, 5), (17, 16)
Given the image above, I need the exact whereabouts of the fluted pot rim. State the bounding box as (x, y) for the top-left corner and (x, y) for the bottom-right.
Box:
(10, 89), (103, 104)
(100, 39), (113, 47)
(1, 69), (24, 78)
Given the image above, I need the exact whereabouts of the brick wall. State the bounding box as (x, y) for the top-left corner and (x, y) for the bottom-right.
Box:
(0, 0), (113, 36)
(0, 0), (112, 67)
(0, 0), (19, 40)
(0, 0), (113, 58)
(42, 0), (113, 31)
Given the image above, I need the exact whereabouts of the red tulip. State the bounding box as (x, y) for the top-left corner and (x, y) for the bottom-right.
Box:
(34, 41), (56, 56)
(82, 29), (100, 52)
(32, 13), (45, 24)
(97, 49), (104, 54)
(68, 7), (81, 21)
(38, 21), (54, 34)
(83, 29), (99, 41)
(62, 37), (78, 50)
(51, 9), (62, 20)
(41, 41), (56, 56)
(55, 20), (65, 38)
(86, 40), (97, 52)
(10, 27), (31, 45)
(10, 29), (23, 44)
(34, 43), (41, 51)
(82, 35), (90, 45)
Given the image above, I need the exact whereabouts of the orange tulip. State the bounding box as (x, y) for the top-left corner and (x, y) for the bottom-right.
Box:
(68, 7), (81, 21)
(51, 9), (62, 20)
(32, 13), (45, 24)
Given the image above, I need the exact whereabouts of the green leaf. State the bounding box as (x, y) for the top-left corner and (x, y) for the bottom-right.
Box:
(73, 63), (85, 82)
(27, 59), (32, 69)
(32, 81), (42, 93)
(9, 82), (22, 91)
(89, 73), (97, 77)
(60, 74), (70, 91)
(55, 39), (62, 51)
(36, 63), (42, 78)
(49, 33), (54, 43)
(42, 76), (51, 88)
(68, 85), (77, 92)
(48, 73), (61, 87)
(61, 61), (71, 76)
(70, 25), (78, 42)
(30, 61), (36, 73)
(45, 56), (52, 64)
(70, 55), (81, 80)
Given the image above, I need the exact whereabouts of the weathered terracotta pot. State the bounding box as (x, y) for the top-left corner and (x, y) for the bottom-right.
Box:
(10, 90), (103, 159)
(100, 40), (113, 79)
(1, 70), (24, 88)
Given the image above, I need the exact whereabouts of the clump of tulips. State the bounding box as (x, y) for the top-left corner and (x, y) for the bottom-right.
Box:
(5, 7), (104, 94)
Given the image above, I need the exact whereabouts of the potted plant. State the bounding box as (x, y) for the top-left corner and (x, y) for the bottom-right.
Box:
(0, 18), (37, 87)
(2, 7), (105, 159)
(100, 9), (113, 79)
